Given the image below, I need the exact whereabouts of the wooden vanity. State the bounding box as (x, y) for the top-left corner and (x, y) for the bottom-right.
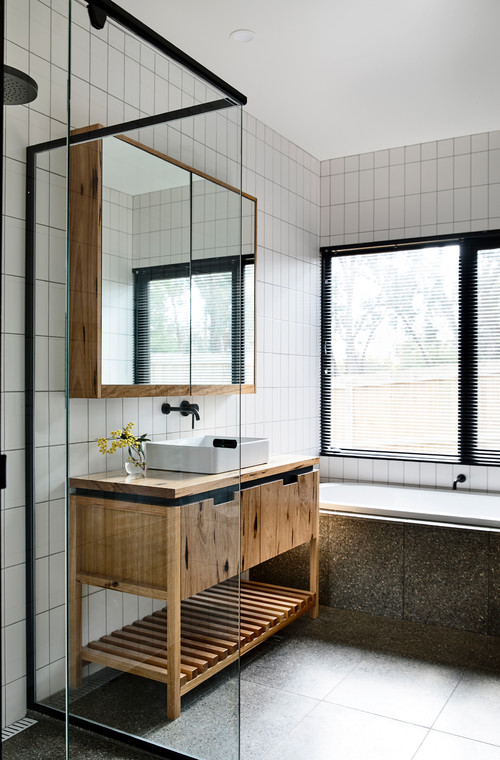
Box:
(69, 455), (319, 719)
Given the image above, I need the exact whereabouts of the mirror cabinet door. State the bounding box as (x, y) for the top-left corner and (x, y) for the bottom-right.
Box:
(69, 130), (256, 398)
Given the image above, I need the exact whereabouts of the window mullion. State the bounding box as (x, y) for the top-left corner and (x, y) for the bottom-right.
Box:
(321, 254), (333, 452)
(458, 243), (478, 464)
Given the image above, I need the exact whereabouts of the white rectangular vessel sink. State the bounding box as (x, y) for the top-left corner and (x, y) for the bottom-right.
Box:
(146, 436), (270, 474)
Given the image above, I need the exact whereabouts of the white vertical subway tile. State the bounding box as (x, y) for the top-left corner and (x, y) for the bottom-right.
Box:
(342, 458), (358, 482)
(454, 188), (471, 222)
(344, 172), (359, 203)
(3, 507), (25, 568)
(389, 196), (404, 228)
(4, 678), (26, 727)
(454, 135), (471, 155)
(374, 198), (389, 230)
(437, 139), (454, 158)
(419, 462), (436, 488)
(454, 153), (471, 188)
(421, 192), (437, 225)
(488, 183), (500, 219)
(468, 466), (488, 492)
(421, 159), (437, 193)
(36, 612), (50, 670)
(437, 190), (453, 223)
(357, 458), (373, 483)
(329, 456), (344, 481)
(471, 185), (488, 220)
(4, 563), (26, 625)
(49, 605), (65, 663)
(344, 155), (359, 173)
(404, 195), (420, 228)
(388, 459), (404, 484)
(359, 152), (374, 170)
(4, 621), (26, 683)
(403, 460), (420, 486)
(405, 144), (421, 163)
(359, 170), (374, 201)
(471, 151), (488, 186)
(3, 335), (25, 392)
(374, 149), (389, 167)
(437, 156), (454, 190)
(471, 132), (488, 152)
(372, 459), (388, 484)
(405, 162), (420, 195)
(489, 149), (500, 183)
(487, 466), (500, 493)
(389, 147), (404, 165)
(435, 463), (453, 489)
(389, 164), (404, 196)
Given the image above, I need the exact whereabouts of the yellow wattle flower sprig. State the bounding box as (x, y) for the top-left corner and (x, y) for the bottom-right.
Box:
(97, 422), (150, 456)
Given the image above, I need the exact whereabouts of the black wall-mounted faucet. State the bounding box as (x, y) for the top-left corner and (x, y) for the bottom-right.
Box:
(161, 400), (200, 429)
(453, 473), (466, 490)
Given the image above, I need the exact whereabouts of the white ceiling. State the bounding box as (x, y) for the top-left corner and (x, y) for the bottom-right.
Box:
(117, 0), (500, 161)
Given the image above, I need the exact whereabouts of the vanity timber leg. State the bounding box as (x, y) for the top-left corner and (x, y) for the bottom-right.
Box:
(166, 506), (181, 720)
(69, 496), (82, 687)
(309, 470), (320, 619)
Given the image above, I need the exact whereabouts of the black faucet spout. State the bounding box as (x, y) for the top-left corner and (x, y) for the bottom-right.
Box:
(453, 473), (466, 490)
(161, 400), (200, 429)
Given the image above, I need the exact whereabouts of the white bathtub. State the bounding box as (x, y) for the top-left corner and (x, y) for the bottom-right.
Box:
(319, 482), (500, 530)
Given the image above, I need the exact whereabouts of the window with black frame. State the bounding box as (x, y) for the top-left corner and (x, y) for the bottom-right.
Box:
(134, 254), (254, 386)
(321, 232), (500, 465)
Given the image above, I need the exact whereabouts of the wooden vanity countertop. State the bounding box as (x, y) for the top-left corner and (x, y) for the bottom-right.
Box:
(69, 454), (319, 501)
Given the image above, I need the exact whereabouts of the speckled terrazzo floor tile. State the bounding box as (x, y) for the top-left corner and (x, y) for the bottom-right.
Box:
(68, 673), (173, 735)
(433, 670), (500, 746)
(489, 533), (500, 636)
(263, 701), (427, 760)
(324, 650), (461, 726)
(1, 714), (159, 759)
(404, 525), (489, 632)
(144, 676), (239, 760)
(241, 635), (365, 699)
(328, 516), (404, 617)
(301, 605), (500, 671)
(239, 679), (318, 760)
(413, 730), (500, 760)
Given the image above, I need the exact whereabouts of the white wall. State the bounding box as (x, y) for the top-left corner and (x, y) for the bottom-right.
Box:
(1, 0), (320, 726)
(319, 132), (500, 493)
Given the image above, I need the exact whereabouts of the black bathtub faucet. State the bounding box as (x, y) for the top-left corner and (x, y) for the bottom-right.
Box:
(453, 473), (466, 490)
(161, 400), (200, 429)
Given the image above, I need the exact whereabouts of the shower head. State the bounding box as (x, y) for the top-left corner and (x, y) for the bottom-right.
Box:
(3, 65), (38, 105)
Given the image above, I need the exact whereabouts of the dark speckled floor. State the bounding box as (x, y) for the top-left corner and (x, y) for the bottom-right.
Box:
(1, 714), (164, 759)
(3, 607), (500, 760)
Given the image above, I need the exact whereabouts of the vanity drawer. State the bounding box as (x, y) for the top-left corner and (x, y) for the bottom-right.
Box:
(241, 469), (319, 571)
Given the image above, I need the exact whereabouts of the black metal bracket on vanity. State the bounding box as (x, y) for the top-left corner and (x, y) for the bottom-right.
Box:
(70, 466), (314, 510)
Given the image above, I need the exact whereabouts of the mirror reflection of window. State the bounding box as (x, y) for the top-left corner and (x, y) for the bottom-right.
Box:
(135, 256), (254, 385)
(98, 134), (256, 391)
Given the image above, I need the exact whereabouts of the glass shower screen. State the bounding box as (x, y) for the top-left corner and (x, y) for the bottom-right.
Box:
(26, 2), (246, 758)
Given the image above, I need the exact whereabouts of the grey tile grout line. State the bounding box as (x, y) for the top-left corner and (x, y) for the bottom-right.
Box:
(408, 726), (432, 760)
(425, 667), (466, 730)
(255, 690), (323, 760)
(407, 666), (467, 759)
(421, 727), (500, 752)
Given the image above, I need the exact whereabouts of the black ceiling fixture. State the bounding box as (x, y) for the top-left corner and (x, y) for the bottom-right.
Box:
(87, 1), (108, 29)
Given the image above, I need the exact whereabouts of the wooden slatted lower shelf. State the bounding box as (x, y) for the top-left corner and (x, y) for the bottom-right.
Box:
(82, 580), (316, 695)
